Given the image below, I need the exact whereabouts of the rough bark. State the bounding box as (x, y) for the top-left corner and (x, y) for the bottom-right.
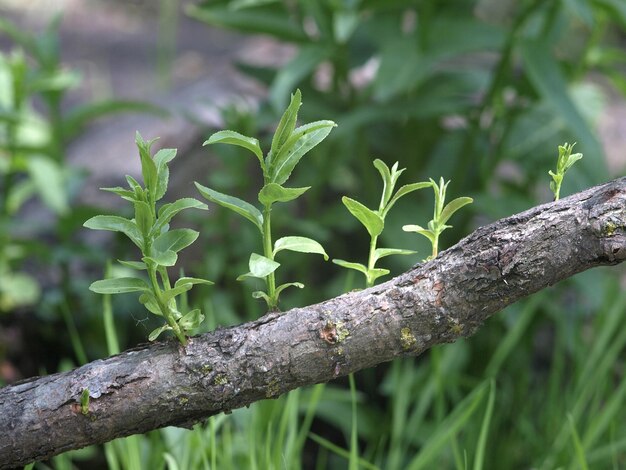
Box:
(1, 177), (625, 468)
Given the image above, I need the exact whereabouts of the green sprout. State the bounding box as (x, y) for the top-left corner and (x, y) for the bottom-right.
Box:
(80, 388), (90, 415)
(196, 90), (335, 311)
(403, 177), (473, 261)
(333, 159), (431, 288)
(84, 133), (212, 345)
(549, 142), (583, 201)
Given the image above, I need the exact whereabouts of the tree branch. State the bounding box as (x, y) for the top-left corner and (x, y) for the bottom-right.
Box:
(1, 177), (625, 468)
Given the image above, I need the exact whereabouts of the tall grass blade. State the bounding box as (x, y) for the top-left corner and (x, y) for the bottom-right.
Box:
(407, 381), (489, 470)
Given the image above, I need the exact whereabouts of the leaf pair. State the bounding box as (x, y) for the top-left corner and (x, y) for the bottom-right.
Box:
(84, 133), (212, 344)
(403, 177), (473, 260)
(334, 159), (430, 287)
(237, 237), (329, 279)
(198, 90), (335, 310)
(548, 142), (583, 201)
(202, 90), (336, 187)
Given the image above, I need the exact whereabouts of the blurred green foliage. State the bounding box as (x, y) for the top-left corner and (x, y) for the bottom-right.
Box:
(0, 16), (166, 364)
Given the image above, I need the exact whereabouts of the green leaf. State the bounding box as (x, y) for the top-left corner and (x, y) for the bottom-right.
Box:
(117, 260), (147, 270)
(373, 248), (417, 263)
(269, 120), (336, 185)
(333, 259), (390, 285)
(273, 236), (329, 260)
(251, 291), (272, 303)
(139, 292), (162, 315)
(148, 324), (172, 341)
(162, 284), (192, 303)
(178, 308), (204, 330)
(171, 309), (184, 320)
(84, 215), (143, 249)
(89, 277), (150, 294)
(154, 171), (169, 203)
(342, 196), (384, 238)
(368, 268), (391, 285)
(237, 253), (280, 280)
(385, 182), (433, 216)
(247, 253), (280, 278)
(270, 89), (301, 156)
(402, 225), (437, 244)
(154, 198), (208, 234)
(373, 159), (395, 209)
(126, 175), (142, 192)
(275, 282), (304, 297)
(559, 143), (583, 173)
(195, 183), (262, 232)
(135, 131), (158, 194)
(566, 153), (583, 170)
(101, 186), (137, 203)
(175, 277), (214, 288)
(153, 148), (177, 167)
(161, 277), (213, 303)
(204, 130), (264, 169)
(332, 259), (368, 275)
(258, 183), (310, 206)
(431, 177), (448, 216)
(439, 197), (473, 225)
(143, 251), (177, 267)
(154, 229), (199, 254)
(26, 155), (69, 215)
(134, 200), (153, 236)
(154, 148), (176, 201)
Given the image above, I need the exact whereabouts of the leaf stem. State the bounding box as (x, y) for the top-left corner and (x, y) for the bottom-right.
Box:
(158, 266), (172, 290)
(366, 235), (378, 288)
(432, 232), (439, 259)
(148, 264), (186, 345)
(263, 205), (277, 308)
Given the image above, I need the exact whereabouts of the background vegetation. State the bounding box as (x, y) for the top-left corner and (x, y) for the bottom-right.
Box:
(1, 0), (626, 468)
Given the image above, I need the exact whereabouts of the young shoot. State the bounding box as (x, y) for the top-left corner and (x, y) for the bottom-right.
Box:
(196, 89), (335, 311)
(333, 159), (431, 288)
(403, 177), (473, 261)
(84, 132), (212, 345)
(549, 142), (583, 201)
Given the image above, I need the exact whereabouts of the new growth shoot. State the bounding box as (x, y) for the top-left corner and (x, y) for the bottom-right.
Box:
(197, 90), (335, 310)
(333, 160), (430, 288)
(84, 133), (212, 345)
(549, 142), (583, 201)
(403, 177), (473, 261)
